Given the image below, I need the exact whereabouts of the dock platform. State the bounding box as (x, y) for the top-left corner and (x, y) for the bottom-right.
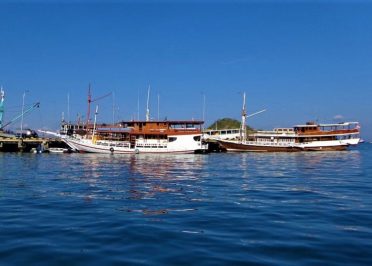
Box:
(0, 137), (67, 152)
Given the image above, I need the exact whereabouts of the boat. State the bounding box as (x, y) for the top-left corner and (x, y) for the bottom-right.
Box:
(62, 120), (207, 154)
(218, 122), (361, 152)
(217, 93), (361, 152)
(61, 85), (208, 154)
(48, 147), (72, 153)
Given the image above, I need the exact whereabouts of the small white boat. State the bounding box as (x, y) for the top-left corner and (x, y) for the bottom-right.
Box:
(48, 147), (71, 153)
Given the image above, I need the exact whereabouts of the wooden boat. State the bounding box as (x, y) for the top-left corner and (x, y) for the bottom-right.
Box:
(217, 93), (360, 152)
(218, 122), (360, 152)
(62, 120), (207, 154)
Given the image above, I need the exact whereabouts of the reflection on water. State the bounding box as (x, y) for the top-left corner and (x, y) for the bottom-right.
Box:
(52, 153), (207, 215)
(1, 148), (371, 265)
(128, 153), (205, 179)
(0, 151), (363, 208)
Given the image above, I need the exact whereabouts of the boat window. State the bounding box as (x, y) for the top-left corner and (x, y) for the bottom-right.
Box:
(168, 137), (177, 142)
(193, 136), (201, 141)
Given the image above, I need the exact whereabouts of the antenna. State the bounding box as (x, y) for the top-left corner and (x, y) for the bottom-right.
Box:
(146, 85), (150, 121)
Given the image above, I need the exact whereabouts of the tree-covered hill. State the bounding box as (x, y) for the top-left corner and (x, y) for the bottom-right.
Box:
(207, 118), (254, 132)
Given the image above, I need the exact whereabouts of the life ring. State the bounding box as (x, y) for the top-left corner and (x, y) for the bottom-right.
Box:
(110, 147), (114, 153)
(135, 148), (140, 154)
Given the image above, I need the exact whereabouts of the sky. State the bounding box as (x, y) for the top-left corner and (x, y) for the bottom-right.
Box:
(1, 1), (372, 140)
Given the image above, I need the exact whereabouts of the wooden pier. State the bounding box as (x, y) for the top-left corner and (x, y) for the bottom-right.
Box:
(0, 137), (67, 152)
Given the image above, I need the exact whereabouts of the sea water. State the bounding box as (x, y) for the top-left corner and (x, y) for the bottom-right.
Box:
(1, 144), (372, 265)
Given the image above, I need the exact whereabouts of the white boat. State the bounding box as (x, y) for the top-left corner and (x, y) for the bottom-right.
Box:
(217, 93), (361, 152)
(48, 147), (72, 153)
(63, 120), (207, 154)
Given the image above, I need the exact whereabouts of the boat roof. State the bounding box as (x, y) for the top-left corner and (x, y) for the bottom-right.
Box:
(318, 122), (359, 127)
(121, 120), (204, 125)
(294, 122), (359, 127)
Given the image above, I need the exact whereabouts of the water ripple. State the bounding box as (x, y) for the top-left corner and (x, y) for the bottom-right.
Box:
(1, 146), (372, 265)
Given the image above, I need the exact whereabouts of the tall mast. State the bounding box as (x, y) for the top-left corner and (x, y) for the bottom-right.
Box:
(157, 93), (160, 121)
(92, 105), (99, 141)
(146, 85), (150, 122)
(67, 92), (70, 124)
(0, 87), (4, 129)
(202, 93), (206, 130)
(240, 92), (247, 143)
(86, 83), (92, 126)
(112, 91), (115, 125)
(137, 89), (140, 121)
(20, 90), (27, 135)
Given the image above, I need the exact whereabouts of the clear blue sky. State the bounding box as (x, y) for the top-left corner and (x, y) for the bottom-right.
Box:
(1, 1), (372, 140)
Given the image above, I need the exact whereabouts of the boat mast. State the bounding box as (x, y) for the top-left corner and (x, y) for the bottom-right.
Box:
(202, 93), (206, 129)
(137, 89), (140, 121)
(240, 92), (247, 143)
(86, 84), (111, 126)
(112, 91), (115, 125)
(92, 105), (98, 141)
(157, 93), (160, 121)
(0, 87), (4, 129)
(146, 85), (150, 121)
(20, 90), (28, 135)
(67, 92), (70, 125)
(86, 83), (92, 127)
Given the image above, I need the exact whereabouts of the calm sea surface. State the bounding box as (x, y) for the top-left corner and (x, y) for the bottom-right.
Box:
(1, 144), (372, 265)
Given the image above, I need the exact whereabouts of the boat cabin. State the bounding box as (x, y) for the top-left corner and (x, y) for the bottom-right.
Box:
(122, 120), (203, 135)
(294, 122), (320, 134)
(294, 122), (360, 135)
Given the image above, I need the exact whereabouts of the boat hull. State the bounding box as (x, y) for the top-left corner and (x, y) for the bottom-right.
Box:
(63, 135), (205, 154)
(217, 140), (302, 152)
(218, 140), (350, 152)
(301, 146), (347, 151)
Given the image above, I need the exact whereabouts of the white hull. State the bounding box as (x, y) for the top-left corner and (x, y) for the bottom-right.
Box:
(297, 140), (348, 149)
(341, 138), (360, 146)
(48, 147), (70, 153)
(63, 134), (205, 154)
(297, 138), (360, 150)
(219, 138), (359, 152)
